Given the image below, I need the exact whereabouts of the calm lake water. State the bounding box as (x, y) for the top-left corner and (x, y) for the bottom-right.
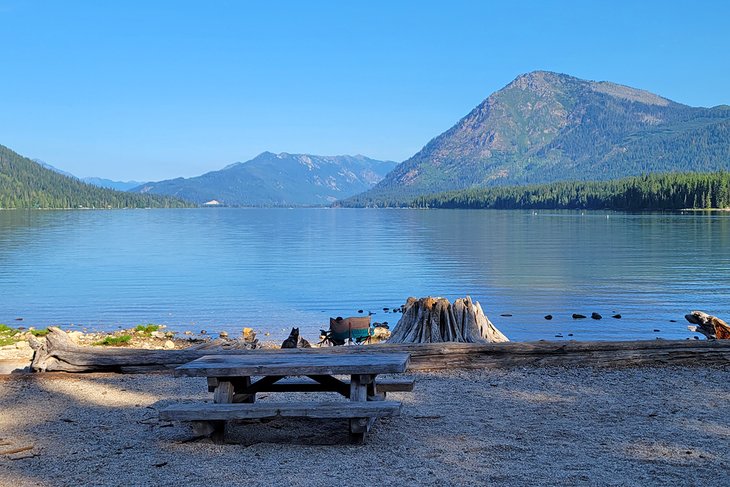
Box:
(1, 208), (729, 342)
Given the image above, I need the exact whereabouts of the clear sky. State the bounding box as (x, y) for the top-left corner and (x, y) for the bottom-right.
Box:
(1, 0), (729, 181)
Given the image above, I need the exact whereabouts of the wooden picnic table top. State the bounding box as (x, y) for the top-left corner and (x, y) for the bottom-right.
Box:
(174, 351), (411, 378)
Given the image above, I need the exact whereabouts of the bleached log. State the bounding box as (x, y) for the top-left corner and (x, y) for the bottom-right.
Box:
(26, 326), (730, 374)
(28, 327), (257, 373)
(686, 311), (730, 339)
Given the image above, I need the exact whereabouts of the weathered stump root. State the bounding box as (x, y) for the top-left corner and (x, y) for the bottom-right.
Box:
(686, 311), (730, 339)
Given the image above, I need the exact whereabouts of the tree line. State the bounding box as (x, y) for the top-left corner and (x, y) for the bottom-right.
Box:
(0, 145), (192, 209)
(406, 172), (730, 210)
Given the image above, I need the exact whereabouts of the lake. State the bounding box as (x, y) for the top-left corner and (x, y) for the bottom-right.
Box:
(1, 208), (729, 342)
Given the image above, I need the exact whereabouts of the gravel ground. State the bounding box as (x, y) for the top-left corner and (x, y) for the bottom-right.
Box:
(1, 365), (729, 486)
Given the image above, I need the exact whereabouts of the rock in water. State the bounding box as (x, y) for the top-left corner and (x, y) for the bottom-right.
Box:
(572, 314), (586, 319)
(591, 312), (602, 320)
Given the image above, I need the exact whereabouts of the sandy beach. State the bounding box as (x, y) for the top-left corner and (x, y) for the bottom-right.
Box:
(1, 363), (728, 487)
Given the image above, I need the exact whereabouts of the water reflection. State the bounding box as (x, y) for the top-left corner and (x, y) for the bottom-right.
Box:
(0, 208), (728, 341)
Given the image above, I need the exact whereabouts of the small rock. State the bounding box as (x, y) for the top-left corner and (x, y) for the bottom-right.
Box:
(555, 334), (563, 338)
(358, 310), (363, 314)
(15, 341), (31, 350)
(572, 314), (586, 319)
(544, 315), (553, 320)
(242, 328), (256, 342)
(183, 331), (192, 335)
(591, 312), (602, 320)
(219, 331), (229, 338)
(151, 331), (166, 339)
(567, 333), (573, 337)
(383, 307), (389, 312)
(200, 330), (207, 335)
(669, 319), (677, 323)
(612, 314), (622, 319)
(372, 326), (391, 340)
(653, 329), (660, 332)
(500, 314), (512, 317)
(163, 340), (175, 350)
(15, 318), (23, 321)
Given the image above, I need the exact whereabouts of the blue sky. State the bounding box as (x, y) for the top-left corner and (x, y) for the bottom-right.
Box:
(1, 1), (729, 180)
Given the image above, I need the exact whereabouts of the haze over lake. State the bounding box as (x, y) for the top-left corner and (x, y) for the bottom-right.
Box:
(1, 208), (728, 342)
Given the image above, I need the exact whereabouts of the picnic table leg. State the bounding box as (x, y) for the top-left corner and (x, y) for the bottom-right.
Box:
(349, 374), (376, 444)
(209, 379), (235, 443)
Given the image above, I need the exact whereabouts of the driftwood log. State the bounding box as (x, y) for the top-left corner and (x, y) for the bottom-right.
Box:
(388, 296), (508, 344)
(28, 327), (730, 373)
(28, 327), (256, 373)
(685, 311), (730, 339)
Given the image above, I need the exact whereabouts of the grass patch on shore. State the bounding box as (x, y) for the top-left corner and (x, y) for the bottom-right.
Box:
(134, 324), (160, 335)
(0, 324), (20, 347)
(30, 328), (49, 337)
(94, 335), (132, 346)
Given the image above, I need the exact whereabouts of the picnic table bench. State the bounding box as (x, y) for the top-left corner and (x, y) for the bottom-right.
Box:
(160, 351), (412, 444)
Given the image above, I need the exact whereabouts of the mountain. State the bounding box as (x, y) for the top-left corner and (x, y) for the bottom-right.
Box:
(133, 152), (397, 206)
(348, 71), (730, 206)
(81, 177), (147, 191)
(32, 159), (145, 191)
(32, 159), (76, 179)
(0, 144), (191, 209)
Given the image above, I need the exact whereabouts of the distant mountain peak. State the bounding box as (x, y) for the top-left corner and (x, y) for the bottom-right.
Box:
(504, 70), (674, 106)
(346, 71), (730, 205)
(132, 152), (397, 206)
(590, 80), (672, 106)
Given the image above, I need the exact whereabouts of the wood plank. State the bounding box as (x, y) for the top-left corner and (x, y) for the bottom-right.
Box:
(211, 380), (234, 442)
(174, 352), (410, 378)
(374, 379), (414, 392)
(208, 377), (413, 393)
(213, 381), (234, 404)
(350, 375), (368, 402)
(159, 401), (402, 421)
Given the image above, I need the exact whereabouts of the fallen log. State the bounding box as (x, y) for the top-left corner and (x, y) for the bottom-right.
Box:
(388, 296), (508, 344)
(28, 327), (730, 373)
(685, 311), (730, 339)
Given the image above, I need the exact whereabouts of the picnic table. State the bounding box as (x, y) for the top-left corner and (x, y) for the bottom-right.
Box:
(160, 351), (413, 443)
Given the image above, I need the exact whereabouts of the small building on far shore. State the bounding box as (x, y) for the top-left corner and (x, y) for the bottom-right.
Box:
(203, 200), (222, 206)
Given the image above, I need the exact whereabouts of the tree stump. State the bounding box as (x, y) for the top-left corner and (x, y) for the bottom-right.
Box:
(388, 296), (508, 344)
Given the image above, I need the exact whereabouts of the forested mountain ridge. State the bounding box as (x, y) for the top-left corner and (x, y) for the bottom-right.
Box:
(348, 71), (730, 206)
(0, 144), (191, 209)
(133, 152), (397, 206)
(377, 172), (730, 211)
